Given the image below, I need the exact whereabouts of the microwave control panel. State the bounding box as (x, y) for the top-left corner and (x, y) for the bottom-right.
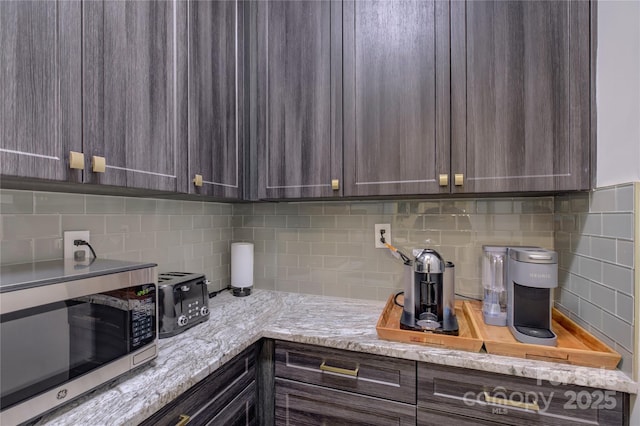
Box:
(130, 284), (156, 350)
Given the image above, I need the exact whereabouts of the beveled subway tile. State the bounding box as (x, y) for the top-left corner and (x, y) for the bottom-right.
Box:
(615, 184), (634, 212)
(299, 281), (324, 296)
(347, 230), (368, 243)
(323, 282), (350, 298)
(156, 230), (182, 248)
(254, 228), (276, 241)
(169, 215), (192, 231)
(244, 215), (265, 227)
(287, 241), (311, 255)
(233, 203), (254, 215)
(276, 280), (300, 293)
(287, 267), (311, 281)
(442, 200), (476, 214)
(181, 229), (204, 244)
(0, 190), (34, 214)
(203, 202), (222, 215)
(311, 216), (336, 229)
(3, 215), (60, 240)
(125, 198), (157, 214)
(590, 236), (616, 263)
(324, 202), (350, 215)
(275, 229), (298, 241)
(193, 242), (214, 259)
(602, 263), (634, 295)
(590, 188), (616, 213)
(233, 228), (254, 241)
(298, 229), (324, 242)
(107, 215), (142, 234)
(35, 192), (84, 214)
(91, 234), (125, 254)
(287, 215), (310, 228)
(33, 237), (63, 262)
(62, 215), (106, 235)
(617, 240), (634, 268)
(477, 199), (512, 214)
(141, 215), (170, 232)
(350, 202), (383, 215)
(336, 215), (364, 229)
(409, 201), (440, 214)
(212, 215), (230, 227)
(348, 284), (379, 301)
(182, 201), (204, 215)
(616, 292), (634, 325)
(311, 242), (336, 256)
(298, 203), (324, 215)
(602, 213), (634, 240)
(492, 215), (522, 231)
(578, 299), (603, 331)
(337, 242), (364, 257)
(265, 215), (287, 228)
(275, 203), (299, 215)
(589, 282), (615, 314)
(1, 239), (32, 264)
(250, 203), (273, 215)
(530, 215), (554, 231)
(125, 232), (156, 251)
(298, 255), (324, 268)
(277, 253), (298, 268)
(580, 213), (602, 236)
(193, 215), (212, 229)
(310, 268), (337, 284)
(87, 195), (125, 214)
(423, 215), (456, 230)
(513, 198), (554, 214)
(324, 229), (350, 243)
(602, 311), (633, 352)
(324, 256), (349, 269)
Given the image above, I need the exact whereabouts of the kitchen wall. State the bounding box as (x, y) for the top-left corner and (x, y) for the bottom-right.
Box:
(0, 189), (233, 292)
(554, 183), (637, 376)
(232, 197), (555, 300)
(596, 0), (640, 186)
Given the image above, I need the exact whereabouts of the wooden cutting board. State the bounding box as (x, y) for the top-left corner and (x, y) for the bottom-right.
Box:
(465, 300), (621, 369)
(376, 294), (483, 352)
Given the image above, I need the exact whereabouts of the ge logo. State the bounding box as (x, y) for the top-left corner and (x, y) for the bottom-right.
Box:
(56, 389), (68, 400)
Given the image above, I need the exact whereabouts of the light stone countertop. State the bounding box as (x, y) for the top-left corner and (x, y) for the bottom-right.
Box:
(35, 290), (637, 426)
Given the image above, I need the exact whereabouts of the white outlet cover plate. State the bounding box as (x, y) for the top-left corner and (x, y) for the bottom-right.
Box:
(64, 230), (90, 260)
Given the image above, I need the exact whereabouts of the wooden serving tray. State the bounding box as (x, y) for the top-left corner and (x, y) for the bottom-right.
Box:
(465, 300), (621, 369)
(376, 294), (483, 352)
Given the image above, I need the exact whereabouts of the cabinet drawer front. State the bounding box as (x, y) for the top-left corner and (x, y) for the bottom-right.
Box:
(276, 378), (416, 426)
(418, 407), (510, 426)
(140, 345), (257, 426)
(418, 363), (627, 426)
(275, 341), (416, 404)
(207, 382), (256, 426)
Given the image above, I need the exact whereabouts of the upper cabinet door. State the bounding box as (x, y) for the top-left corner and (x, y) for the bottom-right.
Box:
(0, 1), (82, 182)
(343, 0), (450, 197)
(253, 0), (343, 199)
(83, 0), (187, 192)
(451, 1), (591, 193)
(187, 0), (243, 199)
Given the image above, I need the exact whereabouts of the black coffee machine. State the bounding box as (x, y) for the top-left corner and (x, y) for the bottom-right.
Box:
(400, 249), (458, 335)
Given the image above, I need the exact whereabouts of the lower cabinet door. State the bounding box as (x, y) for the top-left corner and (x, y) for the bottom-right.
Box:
(418, 408), (509, 426)
(208, 382), (256, 426)
(275, 378), (416, 426)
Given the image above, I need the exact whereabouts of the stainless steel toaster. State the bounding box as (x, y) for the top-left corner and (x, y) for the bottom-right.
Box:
(157, 272), (210, 338)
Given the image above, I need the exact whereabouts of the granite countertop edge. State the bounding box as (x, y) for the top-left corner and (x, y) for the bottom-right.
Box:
(36, 289), (638, 426)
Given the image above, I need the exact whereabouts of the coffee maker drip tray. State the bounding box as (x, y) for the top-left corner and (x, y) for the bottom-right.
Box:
(515, 325), (555, 339)
(416, 319), (441, 330)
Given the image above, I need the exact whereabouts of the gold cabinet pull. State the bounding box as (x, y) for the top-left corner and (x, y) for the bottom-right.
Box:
(319, 361), (358, 377)
(92, 156), (106, 173)
(193, 174), (203, 187)
(175, 414), (191, 426)
(483, 391), (539, 412)
(69, 151), (84, 170)
(454, 173), (464, 186)
(331, 179), (339, 190)
(438, 174), (448, 186)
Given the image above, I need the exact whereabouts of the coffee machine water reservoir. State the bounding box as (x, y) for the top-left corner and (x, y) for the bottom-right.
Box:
(400, 249), (458, 335)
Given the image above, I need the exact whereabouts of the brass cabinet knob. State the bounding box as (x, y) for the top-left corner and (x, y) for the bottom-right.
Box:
(193, 174), (203, 187)
(69, 151), (84, 170)
(331, 179), (339, 190)
(92, 156), (106, 173)
(454, 173), (464, 186)
(438, 174), (448, 186)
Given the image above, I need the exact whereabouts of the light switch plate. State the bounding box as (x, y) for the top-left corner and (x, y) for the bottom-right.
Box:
(64, 230), (90, 260)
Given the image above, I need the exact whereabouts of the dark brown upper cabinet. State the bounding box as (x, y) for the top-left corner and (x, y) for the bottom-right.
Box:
(252, 0), (343, 199)
(450, 0), (591, 193)
(0, 1), (82, 183)
(343, 0), (451, 197)
(187, 0), (244, 199)
(82, 0), (188, 192)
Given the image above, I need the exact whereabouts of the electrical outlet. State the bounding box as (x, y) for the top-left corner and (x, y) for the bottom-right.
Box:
(64, 230), (90, 260)
(374, 224), (391, 249)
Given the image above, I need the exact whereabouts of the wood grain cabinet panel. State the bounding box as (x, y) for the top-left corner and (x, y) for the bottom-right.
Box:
(275, 340), (416, 404)
(140, 345), (257, 426)
(187, 0), (243, 199)
(82, 0), (187, 192)
(275, 378), (416, 426)
(417, 363), (628, 426)
(343, 0), (451, 196)
(451, 0), (591, 193)
(252, 0), (343, 199)
(0, 0), (82, 182)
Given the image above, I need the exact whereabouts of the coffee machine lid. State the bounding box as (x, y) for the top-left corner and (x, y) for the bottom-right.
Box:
(414, 249), (445, 273)
(508, 247), (557, 264)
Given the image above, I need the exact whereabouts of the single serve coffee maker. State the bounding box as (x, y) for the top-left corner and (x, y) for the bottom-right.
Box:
(400, 249), (458, 335)
(507, 247), (558, 346)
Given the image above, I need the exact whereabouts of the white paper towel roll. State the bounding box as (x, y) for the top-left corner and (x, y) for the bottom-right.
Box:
(231, 242), (254, 288)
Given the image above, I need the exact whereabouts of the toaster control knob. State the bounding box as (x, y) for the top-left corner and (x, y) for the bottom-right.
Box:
(177, 315), (189, 327)
(200, 306), (209, 316)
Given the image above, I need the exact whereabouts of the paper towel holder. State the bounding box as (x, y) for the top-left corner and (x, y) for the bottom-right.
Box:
(231, 242), (254, 297)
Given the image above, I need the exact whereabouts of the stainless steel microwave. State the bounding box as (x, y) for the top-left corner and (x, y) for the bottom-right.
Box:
(0, 259), (158, 426)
